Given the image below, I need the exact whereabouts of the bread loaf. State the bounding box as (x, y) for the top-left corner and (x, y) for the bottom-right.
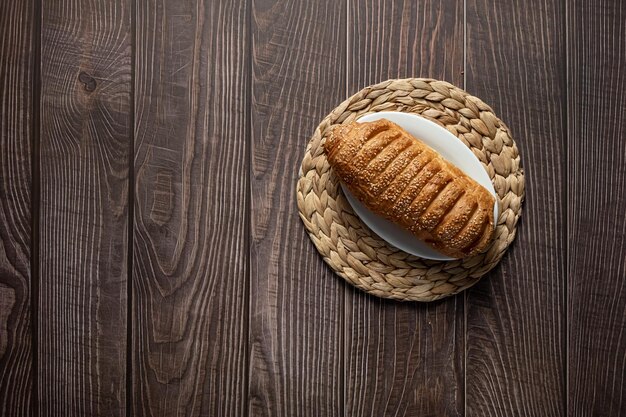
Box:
(324, 118), (495, 258)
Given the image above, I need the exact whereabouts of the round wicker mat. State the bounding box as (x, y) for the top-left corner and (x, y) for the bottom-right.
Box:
(297, 78), (525, 301)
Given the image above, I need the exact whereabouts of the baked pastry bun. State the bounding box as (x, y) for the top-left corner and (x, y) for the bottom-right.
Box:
(324, 118), (495, 258)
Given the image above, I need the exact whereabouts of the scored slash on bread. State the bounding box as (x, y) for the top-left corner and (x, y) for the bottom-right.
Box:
(324, 118), (496, 258)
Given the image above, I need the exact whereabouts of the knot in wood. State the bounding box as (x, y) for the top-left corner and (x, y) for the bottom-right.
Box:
(78, 71), (96, 92)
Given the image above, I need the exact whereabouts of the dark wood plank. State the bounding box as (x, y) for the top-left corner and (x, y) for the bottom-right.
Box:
(0, 0), (35, 414)
(39, 0), (132, 415)
(248, 1), (346, 415)
(464, 0), (566, 415)
(345, 1), (465, 416)
(132, 1), (249, 415)
(568, 1), (626, 415)
(349, 0), (464, 91)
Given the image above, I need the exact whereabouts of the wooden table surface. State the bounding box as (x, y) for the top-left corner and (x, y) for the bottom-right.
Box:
(1, 0), (625, 416)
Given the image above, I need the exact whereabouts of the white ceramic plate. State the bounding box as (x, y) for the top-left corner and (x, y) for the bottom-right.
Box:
(341, 111), (498, 260)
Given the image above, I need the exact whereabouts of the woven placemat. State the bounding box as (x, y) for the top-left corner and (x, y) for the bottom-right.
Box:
(297, 78), (525, 301)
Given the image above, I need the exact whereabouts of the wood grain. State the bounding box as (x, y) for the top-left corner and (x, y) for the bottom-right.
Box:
(464, 0), (566, 415)
(132, 1), (249, 415)
(345, 1), (465, 416)
(248, 1), (346, 415)
(0, 2), (35, 415)
(0, 1), (38, 416)
(568, 1), (626, 415)
(348, 0), (463, 91)
(2, 1), (625, 415)
(39, 0), (132, 415)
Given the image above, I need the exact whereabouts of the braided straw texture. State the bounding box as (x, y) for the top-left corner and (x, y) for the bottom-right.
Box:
(297, 78), (525, 301)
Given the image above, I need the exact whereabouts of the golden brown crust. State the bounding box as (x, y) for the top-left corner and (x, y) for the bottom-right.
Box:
(324, 118), (496, 258)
